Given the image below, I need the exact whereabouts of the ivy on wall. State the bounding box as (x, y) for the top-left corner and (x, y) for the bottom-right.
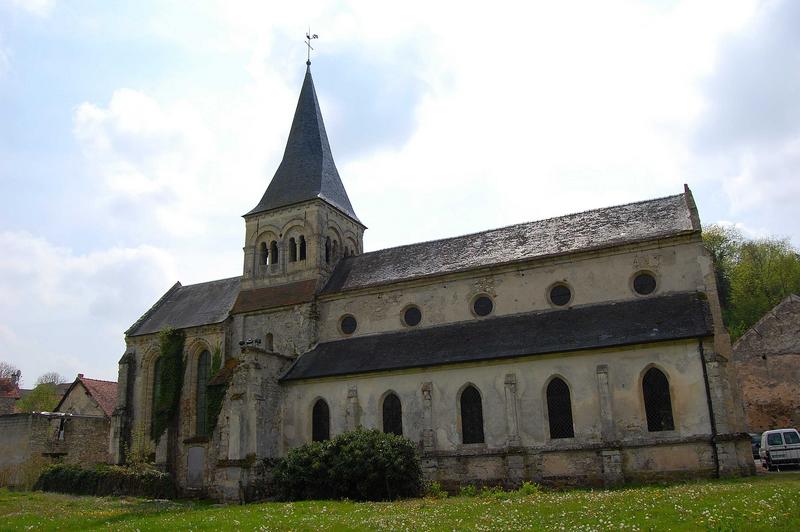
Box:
(206, 357), (237, 435)
(152, 328), (185, 441)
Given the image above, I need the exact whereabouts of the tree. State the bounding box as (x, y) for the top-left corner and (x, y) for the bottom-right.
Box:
(0, 361), (20, 381)
(15, 383), (60, 413)
(35, 372), (66, 386)
(703, 225), (800, 340)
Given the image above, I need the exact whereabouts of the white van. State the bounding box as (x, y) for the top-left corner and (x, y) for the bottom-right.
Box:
(759, 428), (800, 470)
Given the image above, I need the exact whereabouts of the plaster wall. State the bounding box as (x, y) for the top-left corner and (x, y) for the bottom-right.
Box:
(282, 340), (712, 452)
(318, 239), (712, 342)
(58, 383), (105, 417)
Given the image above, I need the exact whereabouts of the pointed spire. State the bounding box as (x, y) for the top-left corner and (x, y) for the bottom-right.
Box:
(247, 66), (360, 223)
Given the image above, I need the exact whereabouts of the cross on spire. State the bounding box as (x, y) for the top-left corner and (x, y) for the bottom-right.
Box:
(305, 29), (318, 65)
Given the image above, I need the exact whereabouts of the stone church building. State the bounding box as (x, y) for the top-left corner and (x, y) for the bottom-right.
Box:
(111, 64), (754, 500)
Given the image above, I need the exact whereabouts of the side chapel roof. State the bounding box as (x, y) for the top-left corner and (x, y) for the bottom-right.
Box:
(323, 190), (699, 294)
(281, 291), (713, 381)
(246, 66), (360, 223)
(126, 277), (240, 337)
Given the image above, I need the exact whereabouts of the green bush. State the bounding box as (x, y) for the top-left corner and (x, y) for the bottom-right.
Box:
(459, 484), (478, 497)
(517, 481), (540, 496)
(425, 481), (448, 499)
(272, 429), (423, 501)
(33, 463), (175, 499)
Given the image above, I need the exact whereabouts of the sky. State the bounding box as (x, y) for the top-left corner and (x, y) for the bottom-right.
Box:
(1, 0), (798, 387)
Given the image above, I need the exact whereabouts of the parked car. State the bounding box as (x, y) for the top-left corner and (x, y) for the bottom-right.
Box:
(749, 432), (762, 460)
(759, 428), (800, 470)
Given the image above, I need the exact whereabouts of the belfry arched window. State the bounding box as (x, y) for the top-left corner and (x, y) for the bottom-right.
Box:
(299, 236), (307, 261)
(150, 357), (162, 439)
(546, 377), (575, 439)
(325, 237), (331, 263)
(196, 350), (210, 436)
(270, 241), (279, 265)
(312, 399), (330, 442)
(460, 385), (485, 444)
(382, 393), (403, 436)
(289, 237), (297, 262)
(643, 367), (675, 431)
(265, 332), (274, 352)
(332, 240), (339, 259)
(259, 242), (268, 266)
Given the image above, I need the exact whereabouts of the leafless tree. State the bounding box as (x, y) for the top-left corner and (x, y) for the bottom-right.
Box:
(35, 372), (66, 386)
(0, 361), (20, 381)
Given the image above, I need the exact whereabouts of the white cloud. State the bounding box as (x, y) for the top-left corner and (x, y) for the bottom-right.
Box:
(0, 231), (177, 387)
(9, 0), (55, 17)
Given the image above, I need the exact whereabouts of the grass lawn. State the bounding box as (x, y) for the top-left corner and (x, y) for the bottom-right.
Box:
(1, 474), (799, 531)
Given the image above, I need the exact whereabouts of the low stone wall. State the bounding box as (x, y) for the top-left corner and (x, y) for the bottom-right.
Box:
(423, 435), (753, 491)
(0, 413), (110, 489)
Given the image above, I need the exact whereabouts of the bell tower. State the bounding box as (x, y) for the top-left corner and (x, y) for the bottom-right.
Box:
(240, 64), (365, 292)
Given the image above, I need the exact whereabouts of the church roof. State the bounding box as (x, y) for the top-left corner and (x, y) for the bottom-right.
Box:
(246, 67), (360, 223)
(281, 291), (712, 381)
(126, 276), (240, 337)
(323, 192), (698, 294)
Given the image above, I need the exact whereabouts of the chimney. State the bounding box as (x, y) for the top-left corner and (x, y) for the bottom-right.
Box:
(78, 373), (84, 379)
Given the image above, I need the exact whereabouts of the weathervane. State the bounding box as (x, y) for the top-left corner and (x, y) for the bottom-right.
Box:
(305, 29), (318, 65)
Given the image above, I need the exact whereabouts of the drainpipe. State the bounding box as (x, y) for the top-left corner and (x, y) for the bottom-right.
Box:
(698, 338), (720, 478)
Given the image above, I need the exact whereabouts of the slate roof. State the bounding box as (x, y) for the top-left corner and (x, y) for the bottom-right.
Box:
(55, 376), (118, 417)
(126, 277), (241, 337)
(246, 66), (360, 223)
(232, 279), (317, 314)
(323, 192), (697, 294)
(281, 292), (712, 381)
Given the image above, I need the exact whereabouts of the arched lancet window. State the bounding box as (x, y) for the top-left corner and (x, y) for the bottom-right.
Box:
(332, 240), (339, 259)
(150, 357), (162, 439)
(325, 237), (331, 263)
(546, 377), (575, 439)
(265, 332), (274, 352)
(382, 393), (403, 436)
(270, 241), (279, 265)
(299, 236), (307, 261)
(288, 237), (297, 262)
(643, 367), (675, 431)
(460, 385), (485, 444)
(259, 242), (268, 266)
(196, 350), (210, 436)
(312, 399), (330, 442)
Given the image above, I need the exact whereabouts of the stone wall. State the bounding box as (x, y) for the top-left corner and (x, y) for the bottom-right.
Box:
(0, 413), (110, 488)
(731, 295), (800, 432)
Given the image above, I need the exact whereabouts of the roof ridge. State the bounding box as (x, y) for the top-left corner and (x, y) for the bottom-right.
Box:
(79, 377), (117, 384)
(732, 292), (800, 349)
(352, 192), (687, 259)
(180, 275), (241, 289)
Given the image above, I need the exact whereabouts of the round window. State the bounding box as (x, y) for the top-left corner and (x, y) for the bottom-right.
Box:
(340, 315), (357, 335)
(633, 272), (657, 295)
(403, 306), (422, 327)
(473, 295), (494, 317)
(549, 284), (572, 306)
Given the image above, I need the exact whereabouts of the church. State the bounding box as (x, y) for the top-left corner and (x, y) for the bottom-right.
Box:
(110, 62), (754, 501)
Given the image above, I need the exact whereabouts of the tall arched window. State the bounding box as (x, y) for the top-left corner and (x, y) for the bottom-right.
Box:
(312, 399), (330, 442)
(265, 332), (274, 352)
(460, 385), (485, 444)
(196, 350), (210, 436)
(546, 377), (575, 439)
(332, 240), (339, 259)
(382, 393), (403, 436)
(269, 241), (279, 265)
(150, 357), (162, 439)
(289, 237), (297, 262)
(643, 367), (675, 431)
(325, 237), (331, 263)
(259, 242), (268, 266)
(299, 236), (307, 261)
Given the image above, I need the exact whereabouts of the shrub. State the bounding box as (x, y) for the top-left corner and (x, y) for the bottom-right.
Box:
(459, 484), (478, 497)
(33, 463), (175, 499)
(272, 429), (423, 501)
(517, 481), (540, 496)
(480, 485), (507, 498)
(425, 481), (448, 499)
